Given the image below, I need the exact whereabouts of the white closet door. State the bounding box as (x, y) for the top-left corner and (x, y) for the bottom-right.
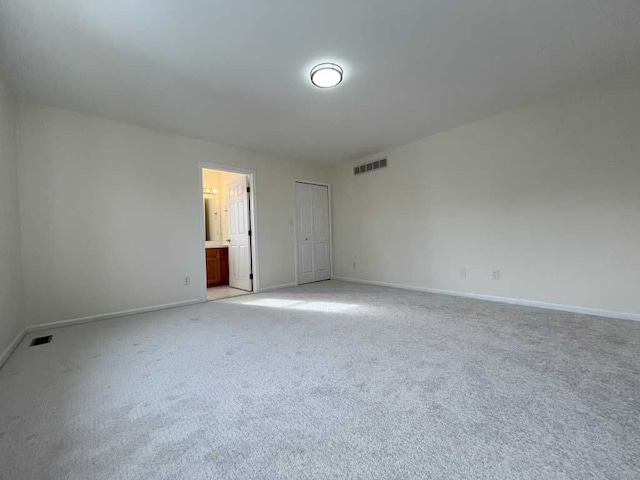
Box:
(296, 182), (316, 284)
(296, 182), (331, 284)
(227, 177), (253, 291)
(312, 184), (331, 281)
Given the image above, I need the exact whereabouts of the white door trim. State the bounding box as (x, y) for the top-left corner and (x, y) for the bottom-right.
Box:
(199, 162), (260, 299)
(293, 179), (333, 285)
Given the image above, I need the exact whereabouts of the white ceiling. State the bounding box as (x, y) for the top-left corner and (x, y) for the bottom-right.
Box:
(1, 1), (639, 164)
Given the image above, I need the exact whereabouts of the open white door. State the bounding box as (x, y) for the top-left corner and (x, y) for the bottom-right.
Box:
(312, 184), (331, 282)
(227, 176), (253, 291)
(296, 182), (331, 284)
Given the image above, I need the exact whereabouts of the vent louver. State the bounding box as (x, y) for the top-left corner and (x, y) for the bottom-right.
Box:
(354, 158), (387, 176)
(30, 335), (52, 346)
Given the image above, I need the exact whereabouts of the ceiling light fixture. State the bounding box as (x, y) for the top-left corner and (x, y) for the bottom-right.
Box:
(310, 63), (343, 88)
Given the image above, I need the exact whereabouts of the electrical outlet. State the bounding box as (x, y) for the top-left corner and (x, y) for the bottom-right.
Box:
(353, 262), (357, 269)
(460, 267), (467, 278)
(184, 276), (191, 286)
(492, 270), (500, 280)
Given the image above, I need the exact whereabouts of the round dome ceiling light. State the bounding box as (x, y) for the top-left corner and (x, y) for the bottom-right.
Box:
(310, 63), (343, 88)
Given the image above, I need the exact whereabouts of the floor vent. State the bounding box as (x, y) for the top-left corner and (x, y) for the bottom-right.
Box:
(354, 158), (387, 176)
(30, 335), (52, 347)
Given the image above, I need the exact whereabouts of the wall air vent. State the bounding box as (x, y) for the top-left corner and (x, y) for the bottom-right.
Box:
(354, 158), (387, 176)
(30, 335), (52, 346)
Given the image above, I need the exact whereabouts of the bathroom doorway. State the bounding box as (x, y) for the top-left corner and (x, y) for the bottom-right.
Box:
(200, 164), (258, 302)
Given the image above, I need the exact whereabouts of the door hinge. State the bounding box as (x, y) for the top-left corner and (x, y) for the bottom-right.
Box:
(247, 186), (250, 193)
(249, 274), (253, 280)
(248, 229), (252, 236)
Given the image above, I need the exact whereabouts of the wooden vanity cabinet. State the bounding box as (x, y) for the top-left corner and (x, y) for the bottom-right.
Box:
(206, 248), (229, 287)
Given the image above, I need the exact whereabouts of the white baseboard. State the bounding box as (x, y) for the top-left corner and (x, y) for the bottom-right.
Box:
(259, 283), (297, 292)
(333, 276), (640, 322)
(0, 328), (27, 369)
(26, 298), (205, 333)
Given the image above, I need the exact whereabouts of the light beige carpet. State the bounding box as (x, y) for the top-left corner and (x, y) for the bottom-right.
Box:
(1, 280), (639, 479)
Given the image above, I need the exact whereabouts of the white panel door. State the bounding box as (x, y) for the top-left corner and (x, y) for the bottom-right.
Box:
(296, 182), (316, 284)
(296, 182), (331, 284)
(227, 177), (252, 291)
(312, 184), (331, 281)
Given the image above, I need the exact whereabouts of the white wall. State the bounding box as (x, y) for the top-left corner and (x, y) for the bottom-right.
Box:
(202, 169), (221, 191)
(331, 82), (640, 315)
(0, 77), (24, 355)
(16, 104), (329, 326)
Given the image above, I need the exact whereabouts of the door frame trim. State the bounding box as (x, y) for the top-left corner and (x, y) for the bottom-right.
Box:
(293, 179), (333, 286)
(199, 162), (260, 300)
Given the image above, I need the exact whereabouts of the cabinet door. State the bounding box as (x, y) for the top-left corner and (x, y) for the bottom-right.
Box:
(206, 248), (229, 287)
(206, 249), (221, 287)
(220, 249), (229, 285)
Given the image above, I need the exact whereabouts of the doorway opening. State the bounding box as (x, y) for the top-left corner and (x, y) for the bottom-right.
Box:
(295, 180), (332, 285)
(201, 165), (257, 301)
